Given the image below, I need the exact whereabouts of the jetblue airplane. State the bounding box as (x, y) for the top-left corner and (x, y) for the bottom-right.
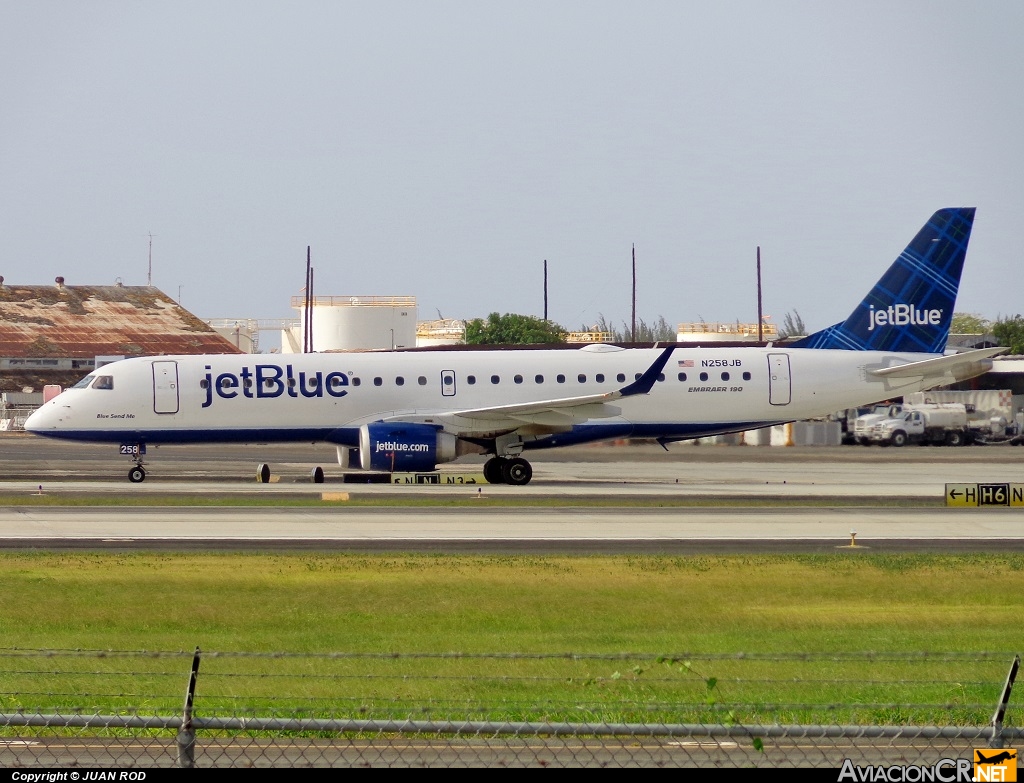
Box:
(25, 208), (1002, 485)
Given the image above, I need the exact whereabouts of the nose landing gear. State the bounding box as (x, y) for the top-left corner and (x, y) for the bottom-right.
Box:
(120, 443), (147, 483)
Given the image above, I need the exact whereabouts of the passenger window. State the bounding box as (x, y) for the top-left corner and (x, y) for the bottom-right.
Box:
(352, 377), (361, 387)
(92, 376), (113, 390)
(616, 373), (626, 383)
(218, 376), (235, 389)
(596, 374), (605, 383)
(721, 372), (730, 381)
(243, 378), (253, 389)
(467, 375), (476, 385)
(578, 374), (586, 383)
(514, 374), (523, 384)
(635, 373), (641, 380)
(657, 373), (665, 382)
(678, 372), (687, 382)
(373, 377), (382, 387)
(418, 376), (427, 385)
(742, 372), (751, 381)
(556, 374), (565, 383)
(265, 379), (276, 388)
(199, 379), (209, 389)
(699, 372), (708, 381)
(395, 377), (404, 386)
(491, 375), (500, 384)
(535, 375), (544, 384)
(287, 377), (296, 388)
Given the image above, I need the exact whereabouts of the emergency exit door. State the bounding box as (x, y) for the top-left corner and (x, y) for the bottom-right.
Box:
(152, 360), (179, 414)
(440, 370), (457, 397)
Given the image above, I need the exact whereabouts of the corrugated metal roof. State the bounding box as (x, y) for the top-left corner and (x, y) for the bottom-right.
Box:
(0, 370), (86, 394)
(0, 284), (244, 358)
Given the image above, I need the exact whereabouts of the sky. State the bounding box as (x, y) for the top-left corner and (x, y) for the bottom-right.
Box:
(2, 1), (1022, 348)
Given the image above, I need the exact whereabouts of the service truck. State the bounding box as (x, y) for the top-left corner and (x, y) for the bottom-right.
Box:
(865, 403), (971, 447)
(906, 390), (1023, 445)
(851, 404), (903, 445)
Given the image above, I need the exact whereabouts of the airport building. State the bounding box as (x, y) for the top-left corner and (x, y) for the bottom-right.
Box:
(0, 278), (242, 428)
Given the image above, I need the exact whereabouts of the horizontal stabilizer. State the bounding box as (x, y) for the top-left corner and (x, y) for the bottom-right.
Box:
(867, 346), (1006, 378)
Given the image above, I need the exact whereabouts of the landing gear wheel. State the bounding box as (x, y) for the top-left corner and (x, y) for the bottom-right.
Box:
(501, 457), (533, 486)
(483, 457), (505, 484)
(128, 466), (146, 483)
(257, 463), (271, 483)
(311, 466), (325, 484)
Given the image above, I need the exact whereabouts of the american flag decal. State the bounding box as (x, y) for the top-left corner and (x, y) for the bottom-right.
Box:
(678, 360), (694, 367)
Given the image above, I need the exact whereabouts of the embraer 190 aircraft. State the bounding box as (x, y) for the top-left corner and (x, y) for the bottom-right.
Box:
(25, 208), (1003, 485)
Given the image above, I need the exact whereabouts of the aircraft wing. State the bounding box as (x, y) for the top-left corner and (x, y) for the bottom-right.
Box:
(867, 346), (1006, 379)
(381, 345), (676, 434)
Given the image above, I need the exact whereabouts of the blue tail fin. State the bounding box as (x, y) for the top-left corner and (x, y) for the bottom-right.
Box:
(791, 208), (975, 353)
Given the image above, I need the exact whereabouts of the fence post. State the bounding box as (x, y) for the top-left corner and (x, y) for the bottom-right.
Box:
(176, 647), (202, 768)
(989, 654), (1019, 748)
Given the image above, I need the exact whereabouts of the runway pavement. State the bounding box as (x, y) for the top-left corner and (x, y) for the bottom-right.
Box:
(0, 506), (1022, 554)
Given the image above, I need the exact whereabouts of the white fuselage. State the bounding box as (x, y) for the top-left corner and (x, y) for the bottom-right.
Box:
(25, 344), (957, 454)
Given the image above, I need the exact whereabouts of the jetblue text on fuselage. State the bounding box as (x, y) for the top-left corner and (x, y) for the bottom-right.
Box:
(867, 304), (942, 331)
(202, 364), (349, 408)
(375, 441), (430, 453)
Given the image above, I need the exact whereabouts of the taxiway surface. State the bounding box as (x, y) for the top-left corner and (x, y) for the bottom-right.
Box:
(1, 437), (1021, 552)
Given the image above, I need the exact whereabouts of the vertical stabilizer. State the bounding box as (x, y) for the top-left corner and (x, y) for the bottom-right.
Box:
(791, 208), (975, 353)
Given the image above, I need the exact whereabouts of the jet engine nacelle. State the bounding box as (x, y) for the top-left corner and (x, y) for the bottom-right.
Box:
(359, 422), (457, 472)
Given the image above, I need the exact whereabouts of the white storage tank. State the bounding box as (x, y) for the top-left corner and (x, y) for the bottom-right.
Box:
(286, 295), (416, 353)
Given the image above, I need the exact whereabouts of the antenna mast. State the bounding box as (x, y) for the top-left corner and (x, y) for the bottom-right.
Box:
(304, 246), (314, 353)
(543, 259), (548, 321)
(631, 244), (636, 343)
(757, 246), (764, 343)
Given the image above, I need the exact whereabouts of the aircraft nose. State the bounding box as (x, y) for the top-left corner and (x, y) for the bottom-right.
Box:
(24, 402), (69, 433)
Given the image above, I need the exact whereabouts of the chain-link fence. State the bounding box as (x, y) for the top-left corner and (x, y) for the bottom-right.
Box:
(1, 648), (1019, 768)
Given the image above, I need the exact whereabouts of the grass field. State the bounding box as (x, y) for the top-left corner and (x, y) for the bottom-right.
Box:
(1, 552), (1021, 724)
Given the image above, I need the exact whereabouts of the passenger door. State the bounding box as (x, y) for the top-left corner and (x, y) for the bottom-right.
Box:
(152, 360), (179, 414)
(768, 353), (791, 406)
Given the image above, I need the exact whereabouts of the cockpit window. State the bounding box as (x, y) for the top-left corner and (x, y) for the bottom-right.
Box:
(92, 375), (114, 390)
(72, 376), (94, 389)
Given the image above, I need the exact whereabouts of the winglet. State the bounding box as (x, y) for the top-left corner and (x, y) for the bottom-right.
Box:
(618, 346), (676, 397)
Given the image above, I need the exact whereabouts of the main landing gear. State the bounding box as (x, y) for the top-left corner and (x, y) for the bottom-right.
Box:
(256, 464), (325, 483)
(483, 456), (533, 486)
